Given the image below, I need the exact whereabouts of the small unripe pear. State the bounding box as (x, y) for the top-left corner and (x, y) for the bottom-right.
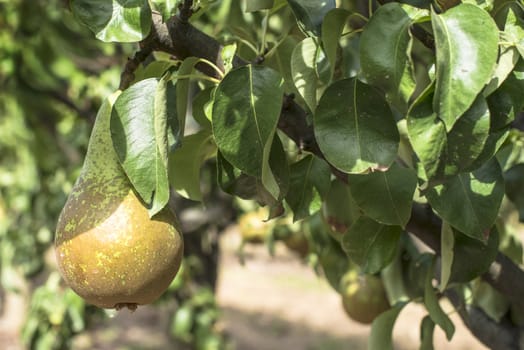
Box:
(55, 93), (183, 309)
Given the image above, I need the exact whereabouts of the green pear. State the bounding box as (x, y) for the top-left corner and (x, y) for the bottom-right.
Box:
(55, 92), (184, 310)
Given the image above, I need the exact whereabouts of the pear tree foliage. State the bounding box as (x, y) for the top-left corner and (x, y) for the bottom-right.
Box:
(3, 0), (524, 349)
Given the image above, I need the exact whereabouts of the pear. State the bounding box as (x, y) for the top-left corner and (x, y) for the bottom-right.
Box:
(55, 92), (184, 310)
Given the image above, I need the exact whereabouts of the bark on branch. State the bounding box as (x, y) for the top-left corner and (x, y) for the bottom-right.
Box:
(138, 11), (524, 349)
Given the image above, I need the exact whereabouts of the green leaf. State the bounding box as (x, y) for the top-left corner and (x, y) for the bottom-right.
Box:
(212, 65), (284, 200)
(169, 130), (216, 201)
(150, 76), (173, 215)
(439, 222), (454, 291)
(216, 152), (258, 200)
(423, 258), (455, 340)
(484, 45), (520, 97)
(448, 227), (499, 283)
(265, 36), (300, 93)
(426, 158), (504, 240)
(265, 135), (291, 204)
(504, 164), (524, 221)
(111, 77), (176, 216)
(381, 249), (410, 305)
(407, 85), (491, 181)
(314, 78), (399, 173)
(420, 315), (436, 350)
(192, 87), (214, 129)
(342, 216), (402, 274)
(504, 8), (524, 58)
(285, 155), (331, 221)
(244, 0), (274, 12)
(286, 0), (336, 36)
(150, 0), (178, 20)
(360, 3), (427, 112)
(322, 179), (361, 238)
(291, 37), (323, 112)
(431, 3), (499, 131)
(348, 163), (417, 227)
(175, 57), (203, 137)
(369, 302), (406, 350)
(321, 8), (351, 80)
(71, 0), (152, 42)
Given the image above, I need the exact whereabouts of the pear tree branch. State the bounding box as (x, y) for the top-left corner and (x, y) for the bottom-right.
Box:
(135, 11), (524, 348)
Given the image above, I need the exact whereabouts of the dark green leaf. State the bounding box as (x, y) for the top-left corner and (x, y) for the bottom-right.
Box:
(322, 179), (361, 239)
(504, 164), (524, 221)
(426, 159), (504, 240)
(439, 222), (454, 291)
(408, 85), (491, 180)
(169, 130), (216, 201)
(314, 78), (399, 173)
(285, 155), (331, 221)
(216, 152), (258, 199)
(431, 3), (499, 131)
(321, 8), (351, 80)
(348, 163), (417, 227)
(369, 302), (407, 350)
(423, 258), (455, 340)
(71, 0), (152, 42)
(342, 216), (402, 274)
(286, 0), (336, 36)
(192, 87), (214, 129)
(265, 36), (300, 93)
(212, 65), (284, 200)
(420, 315), (436, 350)
(360, 3), (427, 112)
(244, 0), (274, 12)
(448, 227), (499, 283)
(176, 57), (203, 138)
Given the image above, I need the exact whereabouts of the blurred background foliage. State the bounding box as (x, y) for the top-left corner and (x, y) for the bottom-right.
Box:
(1, 0), (128, 348)
(0, 1), (304, 349)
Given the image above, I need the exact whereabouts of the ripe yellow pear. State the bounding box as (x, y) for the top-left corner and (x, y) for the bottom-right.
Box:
(55, 93), (184, 310)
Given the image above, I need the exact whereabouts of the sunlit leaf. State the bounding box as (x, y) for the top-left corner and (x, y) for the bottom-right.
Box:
(111, 77), (176, 216)
(71, 0), (152, 42)
(291, 37), (323, 112)
(286, 0), (336, 36)
(360, 3), (427, 112)
(431, 4), (498, 131)
(426, 159), (504, 241)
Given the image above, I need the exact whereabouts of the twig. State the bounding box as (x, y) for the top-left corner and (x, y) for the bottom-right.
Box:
(118, 46), (153, 90)
(445, 288), (520, 350)
(179, 0), (194, 22)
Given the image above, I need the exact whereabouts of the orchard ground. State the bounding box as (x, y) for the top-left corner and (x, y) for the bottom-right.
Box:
(2, 226), (487, 350)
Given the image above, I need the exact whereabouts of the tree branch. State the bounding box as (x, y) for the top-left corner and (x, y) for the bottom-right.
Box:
(140, 11), (524, 342)
(445, 288), (521, 350)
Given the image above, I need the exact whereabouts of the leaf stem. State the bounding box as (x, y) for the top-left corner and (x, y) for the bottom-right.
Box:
(173, 73), (220, 84)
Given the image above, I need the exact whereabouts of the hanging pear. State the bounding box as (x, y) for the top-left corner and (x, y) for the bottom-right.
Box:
(55, 92), (184, 310)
